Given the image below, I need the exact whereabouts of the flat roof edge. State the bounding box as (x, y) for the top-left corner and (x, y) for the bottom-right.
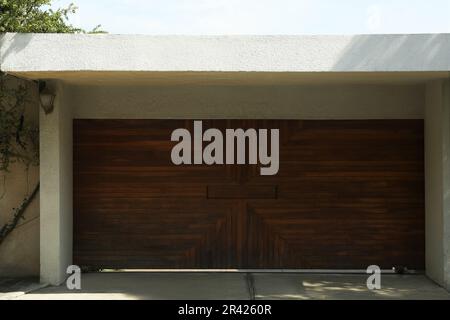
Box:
(1, 33), (450, 73)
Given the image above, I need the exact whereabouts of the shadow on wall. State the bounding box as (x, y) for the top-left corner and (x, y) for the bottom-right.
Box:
(0, 76), (40, 277)
(0, 33), (32, 66)
(332, 34), (450, 72)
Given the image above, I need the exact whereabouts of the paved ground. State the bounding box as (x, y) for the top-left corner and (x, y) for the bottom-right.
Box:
(2, 272), (450, 300)
(0, 277), (47, 300)
(252, 273), (450, 300)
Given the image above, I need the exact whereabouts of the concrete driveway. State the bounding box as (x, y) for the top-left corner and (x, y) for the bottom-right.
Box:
(5, 272), (450, 300)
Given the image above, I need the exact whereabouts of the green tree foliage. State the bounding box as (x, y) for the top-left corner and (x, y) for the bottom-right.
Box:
(0, 0), (104, 33)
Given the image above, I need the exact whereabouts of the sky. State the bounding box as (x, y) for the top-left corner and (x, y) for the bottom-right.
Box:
(52, 0), (450, 35)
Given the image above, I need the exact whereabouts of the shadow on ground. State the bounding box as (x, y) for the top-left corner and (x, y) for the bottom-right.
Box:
(253, 273), (450, 300)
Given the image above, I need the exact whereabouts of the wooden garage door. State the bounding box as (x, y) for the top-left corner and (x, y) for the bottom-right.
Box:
(74, 120), (424, 270)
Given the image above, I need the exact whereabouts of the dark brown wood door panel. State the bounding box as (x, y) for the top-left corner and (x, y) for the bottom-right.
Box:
(73, 119), (424, 269)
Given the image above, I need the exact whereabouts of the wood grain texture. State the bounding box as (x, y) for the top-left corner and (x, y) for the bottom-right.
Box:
(73, 119), (424, 269)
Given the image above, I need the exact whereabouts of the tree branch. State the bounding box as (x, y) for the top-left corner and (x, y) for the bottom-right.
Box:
(0, 182), (40, 245)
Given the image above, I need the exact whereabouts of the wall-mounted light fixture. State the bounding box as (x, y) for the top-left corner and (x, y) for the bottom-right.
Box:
(39, 81), (55, 114)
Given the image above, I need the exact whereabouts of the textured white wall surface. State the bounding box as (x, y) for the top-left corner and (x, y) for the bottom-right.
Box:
(1, 33), (450, 72)
(0, 78), (40, 277)
(70, 83), (424, 119)
(425, 81), (445, 285)
(39, 81), (73, 285)
(425, 79), (450, 290)
(442, 81), (450, 291)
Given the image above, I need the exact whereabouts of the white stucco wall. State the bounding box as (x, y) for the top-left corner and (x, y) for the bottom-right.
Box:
(1, 34), (450, 73)
(39, 81), (73, 285)
(442, 80), (450, 290)
(70, 83), (424, 119)
(425, 79), (450, 290)
(425, 81), (445, 285)
(0, 77), (40, 277)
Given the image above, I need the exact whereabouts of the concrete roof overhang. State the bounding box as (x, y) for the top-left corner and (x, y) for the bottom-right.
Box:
(1, 33), (449, 85)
